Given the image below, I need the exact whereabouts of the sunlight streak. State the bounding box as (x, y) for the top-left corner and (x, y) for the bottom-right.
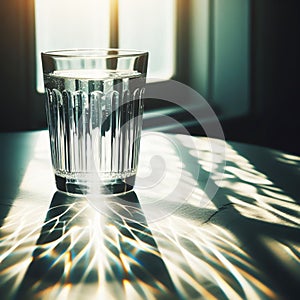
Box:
(0, 133), (299, 299)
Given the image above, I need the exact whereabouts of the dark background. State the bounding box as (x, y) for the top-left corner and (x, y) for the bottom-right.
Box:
(0, 0), (299, 155)
(225, 0), (300, 155)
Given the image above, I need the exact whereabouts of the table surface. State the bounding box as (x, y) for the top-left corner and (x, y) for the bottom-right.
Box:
(0, 130), (299, 300)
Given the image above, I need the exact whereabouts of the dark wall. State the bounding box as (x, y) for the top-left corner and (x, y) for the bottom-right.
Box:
(0, 1), (29, 131)
(224, 0), (300, 155)
(252, 0), (300, 155)
(0, 0), (44, 132)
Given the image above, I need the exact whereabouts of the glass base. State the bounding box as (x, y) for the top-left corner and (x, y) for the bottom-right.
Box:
(55, 174), (135, 196)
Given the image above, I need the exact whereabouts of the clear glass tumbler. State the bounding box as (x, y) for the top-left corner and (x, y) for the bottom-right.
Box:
(41, 49), (148, 195)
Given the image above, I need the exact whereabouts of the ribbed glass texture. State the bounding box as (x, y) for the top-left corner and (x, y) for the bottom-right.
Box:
(44, 72), (145, 192)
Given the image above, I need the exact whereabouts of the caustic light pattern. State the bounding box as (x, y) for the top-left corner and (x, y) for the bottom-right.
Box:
(0, 136), (300, 299)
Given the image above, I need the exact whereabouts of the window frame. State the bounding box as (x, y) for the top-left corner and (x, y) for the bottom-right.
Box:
(0, 0), (250, 132)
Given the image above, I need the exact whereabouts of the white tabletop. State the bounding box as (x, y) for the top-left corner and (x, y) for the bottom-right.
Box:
(0, 130), (299, 299)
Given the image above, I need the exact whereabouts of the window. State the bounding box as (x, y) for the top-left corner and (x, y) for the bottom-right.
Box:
(35, 0), (110, 92)
(118, 0), (175, 79)
(0, 0), (250, 132)
(35, 0), (176, 92)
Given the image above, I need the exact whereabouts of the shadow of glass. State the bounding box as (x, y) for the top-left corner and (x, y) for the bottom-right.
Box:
(99, 191), (179, 299)
(15, 191), (179, 300)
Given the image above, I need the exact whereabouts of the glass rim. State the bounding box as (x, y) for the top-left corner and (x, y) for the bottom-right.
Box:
(42, 48), (148, 59)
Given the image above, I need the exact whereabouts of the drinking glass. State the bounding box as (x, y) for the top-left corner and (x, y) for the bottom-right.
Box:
(41, 49), (148, 195)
